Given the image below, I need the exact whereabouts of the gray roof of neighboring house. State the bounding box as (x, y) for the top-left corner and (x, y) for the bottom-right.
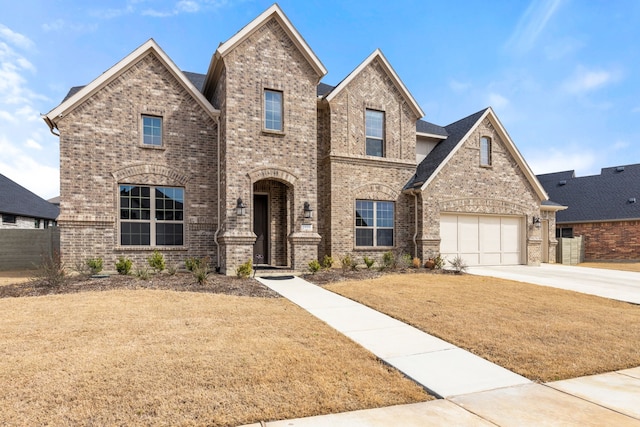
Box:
(317, 82), (334, 97)
(0, 174), (59, 220)
(416, 119), (448, 137)
(537, 164), (640, 223)
(405, 108), (488, 190)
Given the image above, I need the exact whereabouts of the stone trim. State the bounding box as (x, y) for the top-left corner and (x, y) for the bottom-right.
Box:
(439, 198), (531, 216)
(328, 154), (415, 169)
(111, 164), (191, 185)
(352, 183), (400, 201)
(247, 167), (298, 186)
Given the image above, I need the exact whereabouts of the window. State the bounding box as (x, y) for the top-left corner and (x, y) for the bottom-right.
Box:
(355, 200), (394, 247)
(480, 136), (492, 166)
(34, 219), (40, 228)
(119, 185), (184, 246)
(2, 214), (16, 224)
(365, 109), (384, 157)
(142, 115), (162, 146)
(556, 227), (574, 238)
(264, 89), (283, 131)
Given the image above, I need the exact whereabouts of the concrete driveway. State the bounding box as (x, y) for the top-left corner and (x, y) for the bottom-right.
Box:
(468, 264), (640, 304)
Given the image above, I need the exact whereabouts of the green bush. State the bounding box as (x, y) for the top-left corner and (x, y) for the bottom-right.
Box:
(340, 254), (357, 272)
(433, 254), (445, 270)
(167, 264), (178, 276)
(192, 260), (210, 285)
(185, 257), (203, 272)
(236, 259), (252, 278)
(147, 250), (165, 273)
(115, 256), (133, 275)
(135, 267), (150, 280)
(399, 252), (413, 269)
(363, 256), (375, 269)
(308, 259), (321, 274)
(86, 257), (103, 275)
(381, 251), (397, 270)
(321, 255), (334, 270)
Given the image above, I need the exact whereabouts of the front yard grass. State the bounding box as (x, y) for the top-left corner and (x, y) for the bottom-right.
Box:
(578, 262), (640, 273)
(0, 289), (430, 426)
(325, 273), (640, 382)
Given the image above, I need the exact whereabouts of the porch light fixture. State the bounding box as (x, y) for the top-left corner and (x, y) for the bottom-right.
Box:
(236, 198), (246, 216)
(532, 216), (541, 228)
(303, 201), (313, 219)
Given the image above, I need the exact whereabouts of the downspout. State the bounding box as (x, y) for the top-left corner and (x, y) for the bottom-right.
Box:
(213, 115), (221, 271)
(42, 115), (60, 137)
(412, 190), (419, 259)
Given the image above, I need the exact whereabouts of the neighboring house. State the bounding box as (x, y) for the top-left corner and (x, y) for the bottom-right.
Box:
(538, 165), (640, 261)
(43, 4), (559, 274)
(0, 173), (59, 229)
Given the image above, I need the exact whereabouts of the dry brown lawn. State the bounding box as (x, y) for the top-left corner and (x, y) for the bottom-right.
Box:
(0, 269), (34, 285)
(325, 274), (640, 383)
(0, 290), (430, 426)
(578, 262), (640, 273)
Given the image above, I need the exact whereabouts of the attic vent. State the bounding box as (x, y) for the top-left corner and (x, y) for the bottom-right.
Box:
(616, 166), (625, 172)
(629, 198), (637, 204)
(558, 180), (567, 186)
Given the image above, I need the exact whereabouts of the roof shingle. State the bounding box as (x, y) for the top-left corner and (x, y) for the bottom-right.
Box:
(0, 174), (59, 220)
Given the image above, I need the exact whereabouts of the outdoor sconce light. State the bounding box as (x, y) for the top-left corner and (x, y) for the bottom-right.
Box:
(532, 216), (541, 228)
(303, 201), (313, 219)
(236, 198), (246, 216)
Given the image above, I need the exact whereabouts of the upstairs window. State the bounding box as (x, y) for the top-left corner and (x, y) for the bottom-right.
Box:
(355, 200), (394, 247)
(142, 115), (162, 146)
(480, 136), (492, 166)
(119, 185), (184, 246)
(264, 89), (283, 131)
(365, 109), (384, 157)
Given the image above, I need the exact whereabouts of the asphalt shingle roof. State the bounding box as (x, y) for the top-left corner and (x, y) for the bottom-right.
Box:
(537, 164), (640, 223)
(405, 108), (488, 189)
(416, 119), (448, 137)
(317, 82), (334, 97)
(0, 174), (59, 220)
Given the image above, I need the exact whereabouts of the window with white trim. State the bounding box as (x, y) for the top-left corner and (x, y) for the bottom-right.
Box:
(355, 200), (394, 247)
(365, 109), (384, 157)
(480, 136), (492, 166)
(264, 89), (283, 131)
(119, 185), (184, 246)
(142, 115), (162, 146)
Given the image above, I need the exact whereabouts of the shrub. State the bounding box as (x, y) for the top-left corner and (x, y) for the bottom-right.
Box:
(86, 257), (103, 275)
(184, 257), (203, 272)
(363, 256), (375, 269)
(321, 255), (334, 270)
(412, 257), (422, 269)
(32, 250), (65, 287)
(115, 256), (133, 275)
(147, 250), (165, 273)
(135, 267), (150, 280)
(381, 251), (397, 270)
(433, 254), (445, 270)
(340, 254), (357, 272)
(399, 252), (413, 269)
(449, 255), (468, 274)
(167, 264), (178, 276)
(308, 259), (321, 274)
(192, 260), (210, 285)
(236, 259), (253, 278)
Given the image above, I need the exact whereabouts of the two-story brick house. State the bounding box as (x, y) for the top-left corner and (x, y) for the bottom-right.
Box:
(43, 4), (560, 274)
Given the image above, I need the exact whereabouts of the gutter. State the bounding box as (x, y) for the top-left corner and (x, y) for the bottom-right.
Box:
(42, 115), (60, 137)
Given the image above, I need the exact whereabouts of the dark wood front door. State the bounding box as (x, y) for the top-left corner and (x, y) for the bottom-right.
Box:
(253, 194), (268, 264)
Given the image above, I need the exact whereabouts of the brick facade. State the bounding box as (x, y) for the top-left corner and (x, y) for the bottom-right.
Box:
(569, 221), (640, 261)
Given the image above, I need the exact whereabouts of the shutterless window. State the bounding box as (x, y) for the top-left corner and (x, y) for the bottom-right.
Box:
(480, 136), (492, 166)
(365, 110), (384, 157)
(142, 116), (162, 146)
(2, 214), (16, 224)
(355, 200), (394, 247)
(119, 185), (184, 246)
(264, 89), (283, 131)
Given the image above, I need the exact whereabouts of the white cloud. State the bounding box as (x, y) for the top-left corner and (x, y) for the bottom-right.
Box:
(42, 19), (98, 33)
(487, 92), (510, 109)
(25, 138), (43, 150)
(449, 79), (471, 93)
(505, 0), (563, 53)
(526, 146), (596, 176)
(0, 24), (34, 50)
(177, 0), (200, 13)
(0, 110), (15, 122)
(612, 140), (630, 151)
(562, 66), (620, 94)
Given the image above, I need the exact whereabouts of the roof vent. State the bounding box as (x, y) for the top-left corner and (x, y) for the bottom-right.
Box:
(558, 180), (567, 186)
(616, 166), (625, 172)
(629, 198), (637, 204)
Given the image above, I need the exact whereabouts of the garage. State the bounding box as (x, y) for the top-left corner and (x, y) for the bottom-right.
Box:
(440, 214), (523, 266)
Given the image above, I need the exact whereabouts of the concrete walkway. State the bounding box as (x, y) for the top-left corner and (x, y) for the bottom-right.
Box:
(246, 275), (640, 426)
(468, 264), (640, 304)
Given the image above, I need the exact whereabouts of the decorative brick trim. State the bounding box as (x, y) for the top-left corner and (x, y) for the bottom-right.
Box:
(328, 154), (415, 169)
(352, 183), (400, 201)
(248, 167), (298, 186)
(439, 198), (531, 216)
(111, 164), (191, 185)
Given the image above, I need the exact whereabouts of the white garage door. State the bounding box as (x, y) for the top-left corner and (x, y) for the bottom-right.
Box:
(440, 215), (522, 266)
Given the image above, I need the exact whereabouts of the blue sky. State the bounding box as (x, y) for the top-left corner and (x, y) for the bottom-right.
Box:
(1, 0), (639, 199)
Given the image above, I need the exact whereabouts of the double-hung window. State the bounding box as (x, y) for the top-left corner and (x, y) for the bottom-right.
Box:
(142, 115), (162, 146)
(119, 185), (184, 246)
(480, 136), (492, 166)
(355, 200), (394, 247)
(365, 109), (384, 157)
(264, 89), (283, 131)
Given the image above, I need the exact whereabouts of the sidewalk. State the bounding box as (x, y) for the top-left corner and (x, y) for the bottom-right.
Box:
(248, 276), (640, 426)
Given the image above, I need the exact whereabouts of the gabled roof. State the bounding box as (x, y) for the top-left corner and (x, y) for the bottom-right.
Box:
(406, 107), (548, 201)
(416, 119), (448, 138)
(203, 4), (327, 97)
(324, 49), (425, 119)
(0, 174), (59, 220)
(44, 39), (218, 132)
(537, 164), (640, 223)
(317, 82), (334, 97)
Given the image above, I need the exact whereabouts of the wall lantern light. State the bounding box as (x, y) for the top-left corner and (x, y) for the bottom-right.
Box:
(532, 216), (541, 228)
(303, 201), (313, 219)
(236, 198), (246, 216)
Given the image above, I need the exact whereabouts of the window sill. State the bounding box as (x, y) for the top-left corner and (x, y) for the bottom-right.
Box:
(480, 164), (493, 169)
(115, 246), (187, 251)
(353, 246), (395, 251)
(140, 144), (166, 150)
(262, 129), (285, 137)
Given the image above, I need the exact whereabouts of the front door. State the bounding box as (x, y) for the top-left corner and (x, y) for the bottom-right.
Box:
(253, 194), (269, 265)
